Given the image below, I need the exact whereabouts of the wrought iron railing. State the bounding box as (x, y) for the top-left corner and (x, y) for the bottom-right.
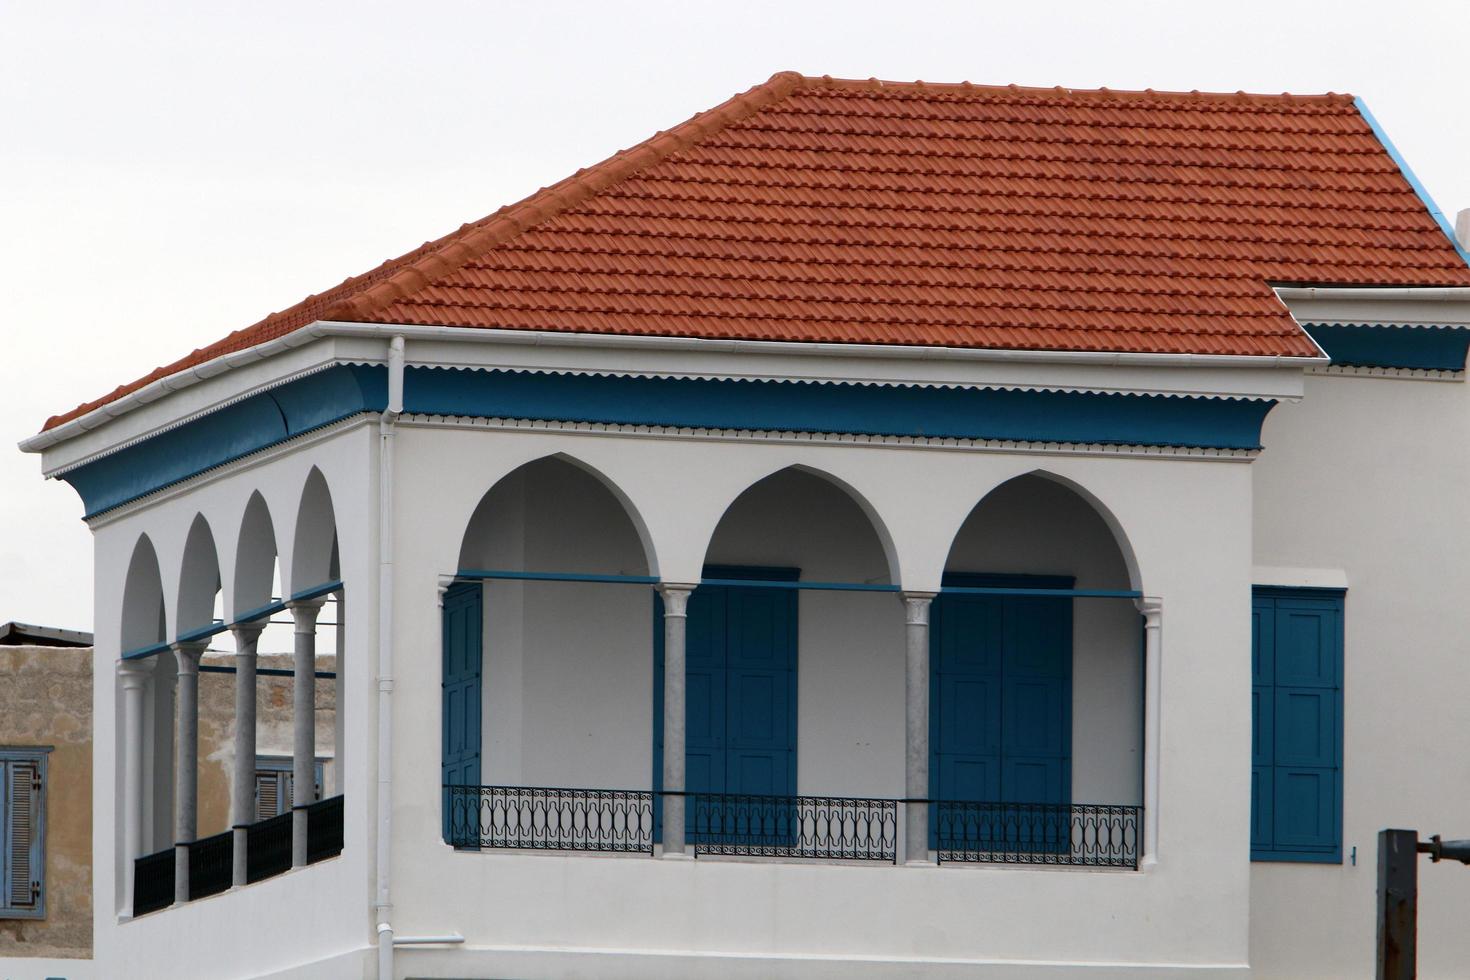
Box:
(688, 792), (898, 862)
(446, 785), (655, 853)
(246, 810), (293, 883)
(186, 829), (234, 900)
(935, 801), (1141, 868)
(305, 794), (344, 864)
(133, 846), (175, 916)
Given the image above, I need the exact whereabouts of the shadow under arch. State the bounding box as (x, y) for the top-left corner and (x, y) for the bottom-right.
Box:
(291, 466), (339, 595)
(121, 533), (166, 651)
(943, 468), (1142, 594)
(698, 463), (901, 586)
(177, 514), (222, 637)
(456, 452), (658, 578)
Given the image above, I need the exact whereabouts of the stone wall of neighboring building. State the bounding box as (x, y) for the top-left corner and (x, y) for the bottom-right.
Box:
(0, 645), (92, 961)
(196, 651), (337, 837)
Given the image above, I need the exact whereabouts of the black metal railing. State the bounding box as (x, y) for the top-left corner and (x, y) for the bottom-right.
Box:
(935, 801), (1141, 869)
(133, 846), (175, 916)
(305, 794), (345, 864)
(688, 792), (897, 862)
(447, 785), (655, 853)
(186, 829), (234, 900)
(246, 810), (293, 883)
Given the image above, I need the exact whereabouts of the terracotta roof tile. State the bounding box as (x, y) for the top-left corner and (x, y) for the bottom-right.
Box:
(44, 72), (1470, 431)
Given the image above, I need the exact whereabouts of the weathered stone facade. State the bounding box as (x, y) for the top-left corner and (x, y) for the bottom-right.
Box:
(0, 646), (91, 960)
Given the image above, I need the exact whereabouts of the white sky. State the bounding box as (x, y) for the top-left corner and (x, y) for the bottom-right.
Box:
(3, 0), (1468, 632)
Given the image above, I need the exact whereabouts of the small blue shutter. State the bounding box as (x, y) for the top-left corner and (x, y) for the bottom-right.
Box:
(1, 752), (45, 918)
(1251, 589), (1342, 862)
(441, 581), (483, 843)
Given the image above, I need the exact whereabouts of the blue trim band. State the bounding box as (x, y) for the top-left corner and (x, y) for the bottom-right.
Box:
(456, 570), (659, 585)
(409, 368), (1274, 452)
(1354, 96), (1470, 267)
(119, 580), (343, 660)
(198, 665), (337, 679)
(1302, 323), (1470, 371)
(64, 365), (387, 517)
(66, 363), (1276, 521)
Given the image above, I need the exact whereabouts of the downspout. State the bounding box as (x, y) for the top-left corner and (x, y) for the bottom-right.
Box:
(376, 335), (405, 979)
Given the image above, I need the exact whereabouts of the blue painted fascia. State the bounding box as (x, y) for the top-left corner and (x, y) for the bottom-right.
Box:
(1302, 323), (1470, 371)
(1354, 96), (1470, 268)
(406, 368), (1275, 452)
(64, 362), (1275, 521)
(63, 365), (386, 517)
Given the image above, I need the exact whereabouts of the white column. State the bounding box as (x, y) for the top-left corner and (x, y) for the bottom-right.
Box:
(290, 599), (326, 867)
(902, 593), (935, 865)
(171, 641), (206, 904)
(332, 589), (345, 796)
(1137, 597), (1163, 867)
(230, 622), (265, 887)
(658, 585), (694, 858)
(118, 660), (150, 916)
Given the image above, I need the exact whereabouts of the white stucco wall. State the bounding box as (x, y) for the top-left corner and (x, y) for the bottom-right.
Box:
(88, 420), (379, 979)
(388, 420), (1256, 977)
(1250, 365), (1470, 980)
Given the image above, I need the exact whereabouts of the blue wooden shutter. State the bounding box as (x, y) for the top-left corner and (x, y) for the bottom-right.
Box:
(1, 754), (45, 918)
(1251, 589), (1342, 862)
(441, 581), (483, 843)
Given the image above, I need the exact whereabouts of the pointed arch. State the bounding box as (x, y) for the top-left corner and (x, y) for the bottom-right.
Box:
(699, 463), (900, 585)
(457, 452), (658, 577)
(121, 534), (166, 651)
(291, 466), (339, 595)
(942, 469), (1139, 591)
(234, 491), (279, 616)
(177, 514), (222, 636)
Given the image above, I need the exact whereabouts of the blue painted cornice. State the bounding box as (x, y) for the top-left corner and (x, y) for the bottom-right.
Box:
(1302, 323), (1470, 372)
(65, 363), (1275, 519)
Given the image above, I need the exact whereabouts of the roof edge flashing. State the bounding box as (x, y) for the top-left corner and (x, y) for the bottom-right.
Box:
(1353, 96), (1470, 268)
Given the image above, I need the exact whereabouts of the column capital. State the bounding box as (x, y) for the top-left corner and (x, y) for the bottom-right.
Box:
(116, 659), (151, 686)
(1134, 596), (1163, 627)
(900, 592), (936, 626)
(287, 597), (327, 632)
(230, 620), (267, 647)
(657, 583), (697, 618)
(170, 640), (208, 672)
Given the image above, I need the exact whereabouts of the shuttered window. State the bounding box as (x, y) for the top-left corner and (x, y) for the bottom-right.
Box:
(1251, 588), (1344, 863)
(254, 757), (324, 820)
(0, 748), (47, 919)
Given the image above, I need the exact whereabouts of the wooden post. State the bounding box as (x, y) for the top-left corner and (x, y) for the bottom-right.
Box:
(1378, 828), (1418, 980)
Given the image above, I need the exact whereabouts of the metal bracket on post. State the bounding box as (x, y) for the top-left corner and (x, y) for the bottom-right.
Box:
(1377, 828), (1470, 979)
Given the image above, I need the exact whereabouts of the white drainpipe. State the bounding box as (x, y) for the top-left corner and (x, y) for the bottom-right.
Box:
(376, 335), (405, 979)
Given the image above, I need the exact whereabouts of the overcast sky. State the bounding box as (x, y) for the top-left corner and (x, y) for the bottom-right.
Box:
(3, 0), (1468, 632)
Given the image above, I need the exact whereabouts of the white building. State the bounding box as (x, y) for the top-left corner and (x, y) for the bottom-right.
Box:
(18, 73), (1470, 979)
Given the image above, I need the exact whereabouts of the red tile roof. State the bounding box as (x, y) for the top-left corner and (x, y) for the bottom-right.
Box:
(45, 72), (1470, 431)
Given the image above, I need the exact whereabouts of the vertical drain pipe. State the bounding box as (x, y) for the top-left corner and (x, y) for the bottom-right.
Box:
(376, 335), (405, 979)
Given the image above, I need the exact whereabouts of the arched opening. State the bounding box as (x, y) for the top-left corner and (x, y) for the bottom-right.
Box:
(933, 471), (1142, 842)
(290, 467), (338, 595)
(178, 514), (222, 637)
(449, 455), (655, 808)
(659, 467), (902, 806)
(121, 535), (165, 653)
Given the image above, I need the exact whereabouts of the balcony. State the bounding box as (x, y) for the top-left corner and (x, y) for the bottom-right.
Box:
(446, 785), (1138, 868)
(132, 795), (344, 917)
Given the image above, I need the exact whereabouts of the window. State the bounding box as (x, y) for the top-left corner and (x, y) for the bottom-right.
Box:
(1251, 588), (1344, 862)
(1, 748), (48, 919)
(254, 756), (324, 820)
